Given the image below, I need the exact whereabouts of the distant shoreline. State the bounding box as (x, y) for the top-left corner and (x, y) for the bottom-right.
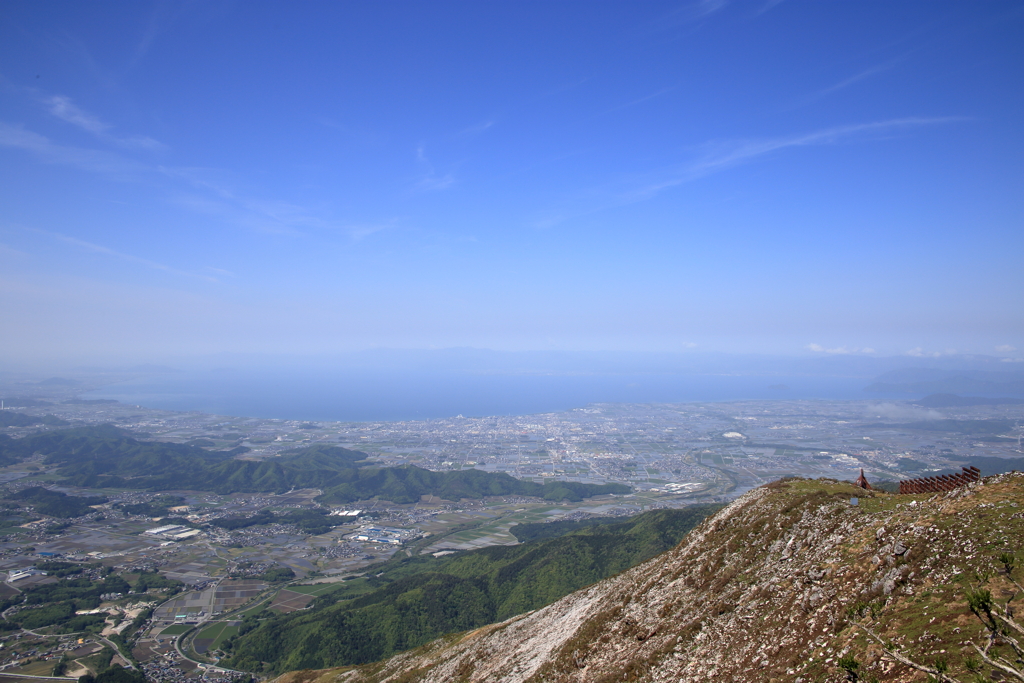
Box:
(79, 369), (909, 423)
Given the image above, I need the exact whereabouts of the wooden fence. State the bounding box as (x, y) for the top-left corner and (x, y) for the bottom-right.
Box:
(898, 466), (981, 494)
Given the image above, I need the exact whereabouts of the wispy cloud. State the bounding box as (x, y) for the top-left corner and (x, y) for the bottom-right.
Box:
(807, 343), (875, 355)
(3, 92), (392, 246)
(642, 0), (729, 34)
(627, 117), (964, 200)
(533, 116), (964, 228)
(0, 121), (146, 175)
(415, 174), (457, 191)
(346, 221), (396, 242)
(162, 166), (342, 236)
(169, 191), (305, 237)
(130, 2), (169, 68)
(413, 144), (456, 191)
(28, 227), (217, 282)
(785, 61), (902, 110)
(694, 0), (728, 17)
(457, 120), (496, 138)
(663, 0), (728, 23)
(47, 95), (108, 135)
(816, 63), (895, 98)
(996, 344), (1017, 353)
(44, 95), (166, 151)
(2, 122), (360, 240)
(205, 266), (235, 277)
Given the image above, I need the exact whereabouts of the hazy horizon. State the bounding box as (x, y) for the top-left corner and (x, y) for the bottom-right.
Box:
(4, 346), (1024, 375)
(3, 346), (1023, 423)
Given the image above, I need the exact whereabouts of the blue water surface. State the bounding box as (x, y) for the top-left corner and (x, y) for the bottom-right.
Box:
(83, 370), (891, 422)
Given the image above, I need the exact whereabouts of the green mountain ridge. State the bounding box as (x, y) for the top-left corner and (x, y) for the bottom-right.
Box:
(0, 426), (629, 503)
(0, 412), (70, 428)
(223, 506), (719, 674)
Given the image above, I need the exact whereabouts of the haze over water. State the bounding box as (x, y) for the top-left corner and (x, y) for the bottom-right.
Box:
(85, 369), (887, 422)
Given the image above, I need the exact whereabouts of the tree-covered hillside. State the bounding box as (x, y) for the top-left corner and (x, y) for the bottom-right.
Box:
(222, 505), (720, 674)
(7, 487), (107, 518)
(317, 467), (628, 505)
(0, 412), (69, 428)
(0, 426), (629, 503)
(508, 514), (633, 542)
(0, 426), (367, 492)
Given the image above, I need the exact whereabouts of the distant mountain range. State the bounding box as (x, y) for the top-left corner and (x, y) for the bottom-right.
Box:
(36, 377), (81, 386)
(910, 392), (1024, 407)
(865, 368), (1024, 395)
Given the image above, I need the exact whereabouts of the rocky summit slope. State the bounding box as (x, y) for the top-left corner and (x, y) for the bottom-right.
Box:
(274, 473), (1024, 683)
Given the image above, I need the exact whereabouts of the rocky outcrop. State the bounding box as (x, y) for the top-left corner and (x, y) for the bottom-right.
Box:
(274, 472), (1024, 683)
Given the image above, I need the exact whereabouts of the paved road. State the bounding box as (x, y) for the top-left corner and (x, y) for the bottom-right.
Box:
(98, 635), (134, 670)
(171, 577), (244, 674)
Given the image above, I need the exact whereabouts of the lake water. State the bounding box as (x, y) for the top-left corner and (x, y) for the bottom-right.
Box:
(83, 370), (895, 422)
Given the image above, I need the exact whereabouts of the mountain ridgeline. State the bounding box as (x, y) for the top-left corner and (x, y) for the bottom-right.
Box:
(222, 506), (721, 674)
(0, 426), (629, 503)
(273, 473), (1024, 683)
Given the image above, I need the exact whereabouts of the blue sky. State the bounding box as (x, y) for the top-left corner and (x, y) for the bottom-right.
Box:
(1, 0), (1022, 367)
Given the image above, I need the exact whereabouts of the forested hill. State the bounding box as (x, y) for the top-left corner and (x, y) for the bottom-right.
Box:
(317, 467), (628, 505)
(0, 426), (629, 502)
(223, 505), (720, 674)
(0, 425), (370, 492)
(0, 411), (69, 429)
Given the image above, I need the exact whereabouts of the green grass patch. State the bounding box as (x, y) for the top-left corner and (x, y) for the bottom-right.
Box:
(159, 623), (190, 635)
(239, 600), (272, 617)
(197, 621), (231, 642)
(285, 583), (340, 596)
(211, 624), (238, 649)
(309, 578), (373, 602)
